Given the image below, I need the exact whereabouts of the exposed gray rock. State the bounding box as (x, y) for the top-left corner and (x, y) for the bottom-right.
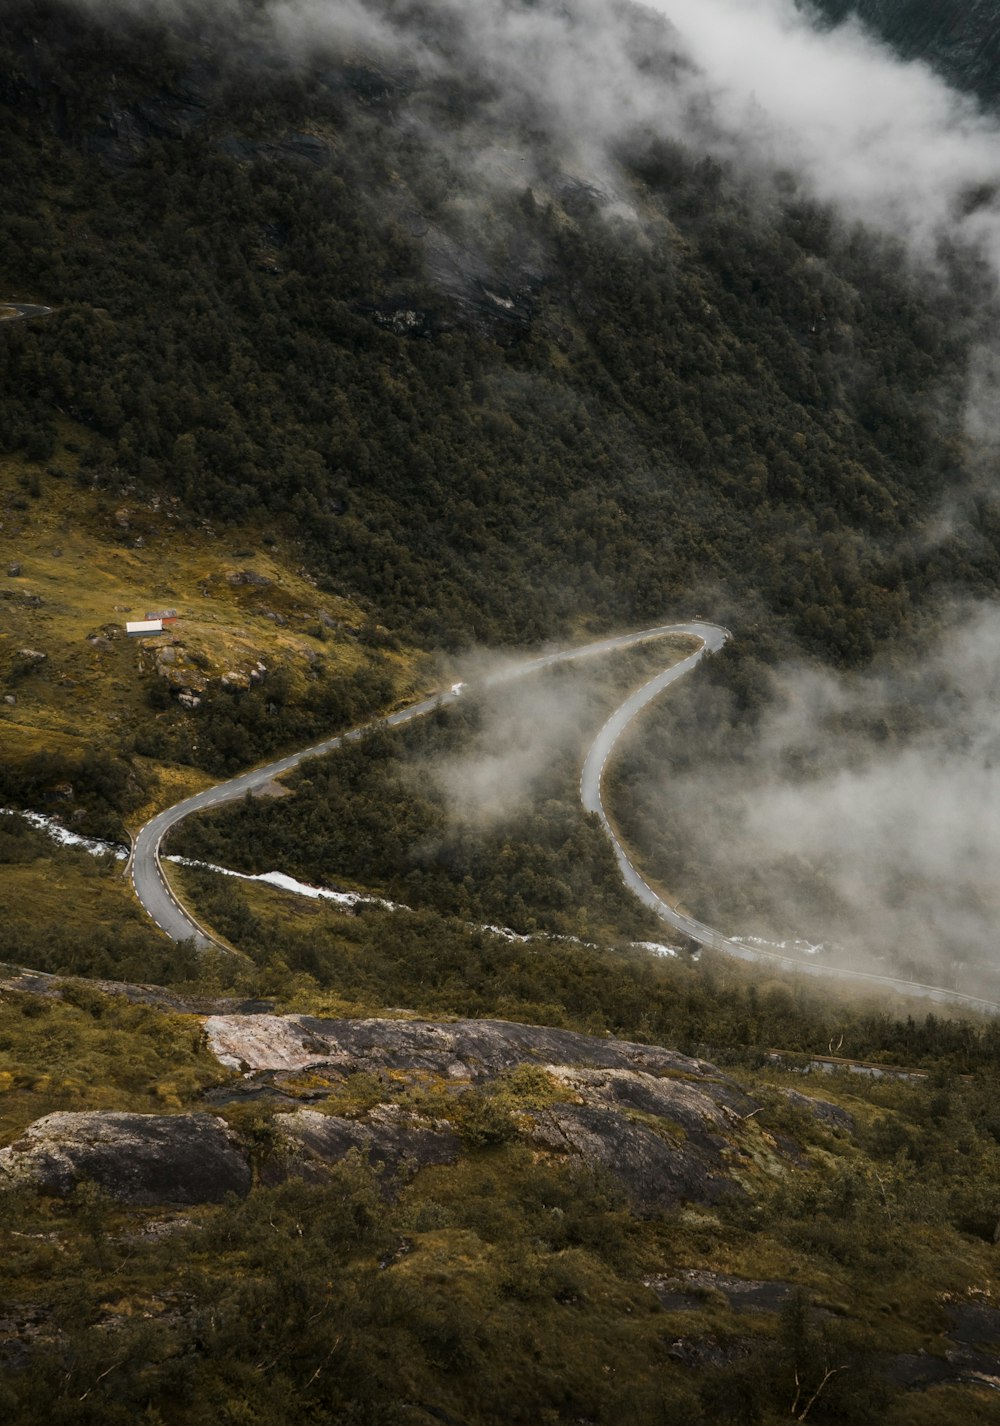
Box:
(0, 1112), (252, 1205)
(17, 647), (46, 665)
(203, 1014), (724, 1081)
(7, 562), (21, 577)
(268, 1106), (458, 1188)
(0, 1101), (458, 1205)
(203, 1016), (771, 1209)
(780, 1087), (857, 1134)
(227, 569), (271, 587)
(530, 1101), (731, 1210)
(0, 1000), (784, 1212)
(529, 1062), (756, 1212)
(646, 1270), (798, 1314)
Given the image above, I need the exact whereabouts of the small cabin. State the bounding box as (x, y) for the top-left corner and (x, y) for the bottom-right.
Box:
(126, 619), (164, 636)
(146, 608), (179, 625)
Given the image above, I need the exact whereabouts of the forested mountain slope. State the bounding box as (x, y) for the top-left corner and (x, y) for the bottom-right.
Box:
(2, 0), (997, 660)
(812, 0), (1000, 110)
(8, 8), (1000, 1422)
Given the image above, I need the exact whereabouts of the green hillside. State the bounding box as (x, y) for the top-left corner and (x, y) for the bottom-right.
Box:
(2, 0), (996, 662)
(5, 4), (1000, 1422)
(813, 0), (1000, 109)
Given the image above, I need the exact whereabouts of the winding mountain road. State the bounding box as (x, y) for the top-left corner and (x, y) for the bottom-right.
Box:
(129, 621), (1000, 1016)
(129, 621), (713, 947)
(0, 303), (53, 323)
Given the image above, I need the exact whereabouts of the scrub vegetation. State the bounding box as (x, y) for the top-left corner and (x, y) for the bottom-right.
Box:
(4, 1), (1000, 1421)
(3, 966), (1000, 1425)
(169, 641), (689, 941)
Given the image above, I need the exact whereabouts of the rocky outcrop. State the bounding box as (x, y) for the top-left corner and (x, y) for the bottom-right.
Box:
(0, 1103), (457, 1205)
(529, 1063), (756, 1211)
(204, 1016), (772, 1210)
(0, 1112), (252, 1204)
(203, 1014), (726, 1080)
(267, 1106), (458, 1187)
(780, 1087), (856, 1134)
(0, 1009), (788, 1210)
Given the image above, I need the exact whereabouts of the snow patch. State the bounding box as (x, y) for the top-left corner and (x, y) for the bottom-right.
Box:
(164, 856), (402, 911)
(1, 808), (127, 860)
(631, 941), (680, 958)
(732, 934), (827, 957)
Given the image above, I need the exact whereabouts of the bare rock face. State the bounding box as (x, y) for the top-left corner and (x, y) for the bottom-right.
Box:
(203, 1014), (723, 1081)
(0, 1112), (252, 1204)
(529, 1064), (756, 1212)
(0, 1015), (784, 1211)
(204, 1016), (771, 1210)
(226, 568), (271, 587)
(268, 1106), (458, 1187)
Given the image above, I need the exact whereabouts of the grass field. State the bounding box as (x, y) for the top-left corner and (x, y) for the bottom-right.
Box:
(0, 441), (428, 820)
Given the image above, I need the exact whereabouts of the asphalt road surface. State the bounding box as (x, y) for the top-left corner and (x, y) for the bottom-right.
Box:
(129, 622), (715, 947)
(129, 621), (1000, 1016)
(579, 628), (1000, 1016)
(0, 303), (53, 323)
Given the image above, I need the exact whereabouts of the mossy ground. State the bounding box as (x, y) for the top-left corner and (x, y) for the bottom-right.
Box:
(0, 985), (233, 1144)
(1, 962), (999, 1421)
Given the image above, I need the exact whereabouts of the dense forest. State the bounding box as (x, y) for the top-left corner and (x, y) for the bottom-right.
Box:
(812, 0), (1000, 109)
(2, 0), (998, 661)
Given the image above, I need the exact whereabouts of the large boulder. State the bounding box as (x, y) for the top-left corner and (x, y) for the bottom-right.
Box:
(0, 1112), (252, 1204)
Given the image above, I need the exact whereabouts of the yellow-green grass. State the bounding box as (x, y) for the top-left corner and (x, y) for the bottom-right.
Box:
(0, 442), (428, 819)
(0, 843), (153, 946)
(0, 986), (233, 1144)
(887, 1385), (1000, 1425)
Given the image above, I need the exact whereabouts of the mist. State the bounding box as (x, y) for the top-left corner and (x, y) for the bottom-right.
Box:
(427, 673), (594, 828)
(52, 0), (1000, 996)
(286, 0), (1000, 273)
(620, 603), (1000, 998)
(66, 0), (1000, 263)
